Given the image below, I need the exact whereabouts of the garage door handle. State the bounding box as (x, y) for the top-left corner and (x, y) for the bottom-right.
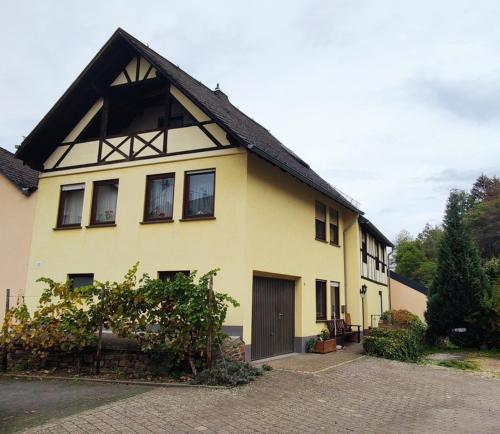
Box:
(278, 313), (284, 319)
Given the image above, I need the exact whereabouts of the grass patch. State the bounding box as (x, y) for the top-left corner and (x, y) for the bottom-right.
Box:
(437, 360), (480, 371)
(424, 346), (500, 359)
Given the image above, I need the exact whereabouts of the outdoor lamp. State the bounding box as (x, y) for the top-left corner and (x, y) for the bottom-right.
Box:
(360, 284), (367, 297)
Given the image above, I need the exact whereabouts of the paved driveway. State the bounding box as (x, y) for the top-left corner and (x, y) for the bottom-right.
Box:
(0, 377), (152, 433)
(9, 354), (500, 434)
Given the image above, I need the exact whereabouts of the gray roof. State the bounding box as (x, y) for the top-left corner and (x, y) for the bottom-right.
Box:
(0, 146), (38, 195)
(120, 30), (363, 213)
(359, 216), (394, 247)
(14, 28), (361, 213)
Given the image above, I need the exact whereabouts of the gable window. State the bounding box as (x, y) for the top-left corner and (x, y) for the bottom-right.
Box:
(57, 183), (85, 228)
(144, 174), (175, 222)
(158, 270), (190, 281)
(362, 232), (368, 263)
(90, 179), (119, 225)
(315, 202), (326, 241)
(330, 208), (339, 245)
(169, 98), (196, 129)
(68, 273), (94, 290)
(316, 280), (327, 320)
(107, 81), (167, 137)
(183, 170), (215, 219)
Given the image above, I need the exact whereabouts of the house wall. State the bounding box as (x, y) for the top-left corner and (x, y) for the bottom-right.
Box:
(390, 278), (427, 321)
(24, 149), (249, 334)
(245, 154), (358, 344)
(0, 176), (37, 322)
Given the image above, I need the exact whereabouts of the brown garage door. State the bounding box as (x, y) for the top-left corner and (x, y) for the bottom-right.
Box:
(251, 276), (295, 360)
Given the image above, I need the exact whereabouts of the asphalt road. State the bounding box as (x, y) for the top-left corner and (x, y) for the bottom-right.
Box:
(0, 377), (152, 433)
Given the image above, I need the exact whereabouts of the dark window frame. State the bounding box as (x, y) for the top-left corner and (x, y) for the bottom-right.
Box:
(143, 173), (175, 222)
(158, 270), (190, 281)
(56, 183), (85, 228)
(330, 281), (341, 320)
(329, 208), (339, 245)
(182, 169), (216, 220)
(316, 279), (327, 321)
(375, 241), (380, 271)
(315, 201), (327, 241)
(68, 273), (94, 290)
(362, 231), (368, 264)
(89, 179), (119, 226)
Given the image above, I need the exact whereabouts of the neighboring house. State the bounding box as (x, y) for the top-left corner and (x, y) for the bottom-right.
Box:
(15, 28), (393, 361)
(0, 147), (38, 323)
(390, 271), (428, 321)
(359, 216), (394, 329)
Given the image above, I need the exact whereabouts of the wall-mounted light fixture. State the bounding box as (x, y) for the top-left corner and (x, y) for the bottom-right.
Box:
(360, 284), (367, 297)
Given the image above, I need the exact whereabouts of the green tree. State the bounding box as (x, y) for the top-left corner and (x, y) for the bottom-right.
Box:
(394, 225), (442, 288)
(425, 191), (492, 346)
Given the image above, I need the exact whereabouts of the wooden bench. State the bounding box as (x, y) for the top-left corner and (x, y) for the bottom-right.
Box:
(324, 319), (361, 345)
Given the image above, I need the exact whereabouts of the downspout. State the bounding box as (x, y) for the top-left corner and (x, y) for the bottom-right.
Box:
(387, 247), (394, 311)
(342, 214), (359, 318)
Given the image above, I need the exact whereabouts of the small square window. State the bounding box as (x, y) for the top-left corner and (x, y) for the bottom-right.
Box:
(183, 170), (215, 218)
(57, 184), (85, 228)
(68, 273), (94, 290)
(158, 270), (190, 281)
(90, 179), (119, 225)
(144, 174), (175, 221)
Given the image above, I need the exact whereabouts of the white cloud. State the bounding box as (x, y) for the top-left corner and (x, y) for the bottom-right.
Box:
(1, 0), (499, 240)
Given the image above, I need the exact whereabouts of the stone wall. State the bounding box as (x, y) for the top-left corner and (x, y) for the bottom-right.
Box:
(3, 336), (247, 374)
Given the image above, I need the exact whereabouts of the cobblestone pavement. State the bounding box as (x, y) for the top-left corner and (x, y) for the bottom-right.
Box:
(22, 356), (500, 434)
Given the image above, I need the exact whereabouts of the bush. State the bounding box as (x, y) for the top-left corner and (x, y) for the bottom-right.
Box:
(191, 359), (265, 386)
(363, 310), (426, 362)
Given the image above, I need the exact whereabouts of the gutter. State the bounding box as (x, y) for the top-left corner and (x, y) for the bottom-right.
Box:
(387, 247), (394, 310)
(342, 214), (359, 317)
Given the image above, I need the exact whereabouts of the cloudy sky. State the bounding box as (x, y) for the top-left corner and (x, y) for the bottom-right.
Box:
(1, 1), (499, 240)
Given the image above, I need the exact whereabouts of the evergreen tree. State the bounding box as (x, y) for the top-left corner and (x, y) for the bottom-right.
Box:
(425, 191), (492, 346)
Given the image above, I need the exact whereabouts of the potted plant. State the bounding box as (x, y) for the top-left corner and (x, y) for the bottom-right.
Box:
(379, 311), (390, 328)
(310, 329), (336, 354)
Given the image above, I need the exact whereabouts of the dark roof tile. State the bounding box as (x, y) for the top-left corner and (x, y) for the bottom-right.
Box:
(0, 146), (38, 195)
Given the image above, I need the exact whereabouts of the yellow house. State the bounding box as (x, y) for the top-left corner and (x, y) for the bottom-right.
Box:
(15, 29), (394, 361)
(0, 147), (38, 323)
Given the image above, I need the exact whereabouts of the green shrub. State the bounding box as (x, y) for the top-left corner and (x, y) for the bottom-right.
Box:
(191, 359), (264, 386)
(363, 311), (426, 362)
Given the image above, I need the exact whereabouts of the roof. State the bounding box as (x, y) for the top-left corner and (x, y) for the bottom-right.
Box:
(15, 28), (362, 214)
(390, 271), (428, 295)
(0, 146), (38, 196)
(359, 216), (394, 247)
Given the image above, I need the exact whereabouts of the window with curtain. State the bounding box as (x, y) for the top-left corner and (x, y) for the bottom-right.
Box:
(315, 201), (326, 241)
(91, 179), (119, 225)
(330, 208), (339, 245)
(144, 174), (175, 221)
(183, 170), (215, 218)
(316, 280), (327, 320)
(57, 183), (85, 228)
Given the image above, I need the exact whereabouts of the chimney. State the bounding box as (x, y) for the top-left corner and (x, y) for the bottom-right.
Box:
(214, 83), (228, 100)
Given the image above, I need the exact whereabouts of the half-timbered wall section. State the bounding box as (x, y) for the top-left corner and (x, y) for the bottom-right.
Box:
(43, 60), (232, 172)
(360, 229), (388, 285)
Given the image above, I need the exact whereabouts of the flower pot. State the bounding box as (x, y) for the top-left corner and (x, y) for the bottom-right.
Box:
(314, 339), (336, 354)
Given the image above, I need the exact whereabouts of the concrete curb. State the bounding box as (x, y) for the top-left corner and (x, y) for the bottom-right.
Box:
(0, 373), (231, 389)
